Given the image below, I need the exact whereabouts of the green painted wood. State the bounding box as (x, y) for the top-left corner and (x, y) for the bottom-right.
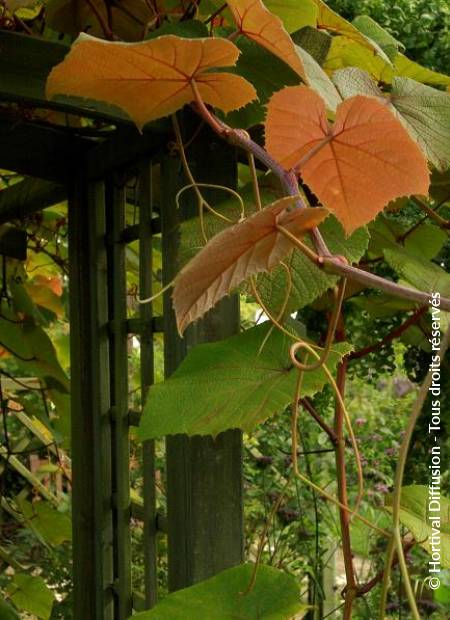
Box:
(0, 118), (84, 182)
(106, 176), (132, 619)
(138, 164), (158, 608)
(161, 118), (244, 592)
(0, 179), (65, 225)
(68, 175), (114, 619)
(0, 225), (27, 260)
(86, 124), (168, 181)
(0, 30), (129, 124)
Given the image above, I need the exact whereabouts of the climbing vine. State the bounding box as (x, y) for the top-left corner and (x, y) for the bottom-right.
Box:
(1, 0), (450, 618)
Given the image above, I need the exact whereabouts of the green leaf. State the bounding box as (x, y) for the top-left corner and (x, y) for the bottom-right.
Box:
(291, 26), (331, 66)
(138, 322), (351, 439)
(225, 37), (300, 128)
(394, 53), (450, 87)
(349, 294), (416, 319)
(430, 169), (450, 206)
(404, 225), (447, 261)
(257, 216), (369, 316)
(264, 0), (317, 33)
(145, 19), (209, 40)
(6, 574), (54, 620)
(383, 246), (450, 299)
(0, 301), (71, 444)
(332, 66), (383, 100)
(324, 36), (393, 82)
(352, 15), (403, 61)
(333, 68), (450, 170)
(17, 498), (72, 546)
(367, 217), (446, 263)
(385, 485), (450, 569)
(391, 78), (450, 171)
(0, 599), (20, 620)
(132, 563), (308, 619)
(296, 45), (341, 111)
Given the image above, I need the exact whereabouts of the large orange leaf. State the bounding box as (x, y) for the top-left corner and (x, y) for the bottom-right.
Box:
(265, 86), (430, 234)
(227, 0), (305, 79)
(173, 197), (328, 333)
(46, 34), (257, 129)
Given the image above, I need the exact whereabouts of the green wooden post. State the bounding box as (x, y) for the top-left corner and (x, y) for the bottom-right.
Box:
(161, 120), (244, 592)
(106, 175), (132, 619)
(68, 176), (114, 619)
(138, 164), (158, 607)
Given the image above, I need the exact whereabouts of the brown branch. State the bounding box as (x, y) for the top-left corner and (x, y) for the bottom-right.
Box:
(300, 397), (338, 445)
(348, 306), (428, 361)
(189, 93), (450, 312)
(85, 0), (114, 39)
(357, 539), (416, 596)
(334, 319), (357, 619)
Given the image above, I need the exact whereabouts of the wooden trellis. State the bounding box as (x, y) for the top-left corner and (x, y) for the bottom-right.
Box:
(1, 30), (243, 619)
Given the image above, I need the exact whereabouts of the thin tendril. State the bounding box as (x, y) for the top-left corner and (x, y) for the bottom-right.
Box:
(257, 260), (293, 355)
(290, 279), (346, 372)
(242, 475), (292, 595)
(137, 279), (174, 305)
(290, 340), (364, 516)
(172, 115), (244, 244)
(247, 151), (262, 211)
(379, 325), (450, 619)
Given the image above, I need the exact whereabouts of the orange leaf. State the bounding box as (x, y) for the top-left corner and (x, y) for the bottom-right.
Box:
(33, 275), (63, 297)
(227, 0), (305, 79)
(173, 197), (328, 333)
(265, 86), (430, 234)
(46, 35), (257, 129)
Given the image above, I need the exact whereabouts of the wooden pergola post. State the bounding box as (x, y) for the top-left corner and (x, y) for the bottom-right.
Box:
(0, 33), (245, 615)
(161, 120), (244, 591)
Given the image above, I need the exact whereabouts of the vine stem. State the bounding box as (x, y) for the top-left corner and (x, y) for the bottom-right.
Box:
(189, 88), (450, 312)
(334, 319), (357, 619)
(348, 306), (428, 360)
(379, 325), (450, 619)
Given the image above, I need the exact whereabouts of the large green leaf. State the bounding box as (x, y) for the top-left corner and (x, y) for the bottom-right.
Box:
(0, 599), (20, 620)
(257, 216), (370, 316)
(383, 246), (450, 299)
(394, 53), (450, 87)
(17, 498), (72, 546)
(132, 563), (307, 620)
(296, 45), (341, 112)
(291, 26), (331, 66)
(324, 36), (393, 82)
(430, 169), (450, 206)
(264, 0), (317, 33)
(225, 38), (300, 128)
(391, 78), (450, 171)
(352, 15), (403, 61)
(368, 217), (447, 263)
(138, 322), (351, 439)
(333, 69), (450, 170)
(5, 574), (54, 620)
(0, 279), (71, 443)
(385, 486), (450, 569)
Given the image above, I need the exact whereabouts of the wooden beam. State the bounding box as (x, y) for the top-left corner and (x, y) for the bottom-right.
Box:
(162, 117), (243, 592)
(0, 118), (85, 182)
(0, 178), (65, 224)
(0, 225), (27, 259)
(68, 174), (114, 619)
(138, 164), (159, 608)
(0, 31), (129, 125)
(86, 124), (169, 180)
(106, 176), (132, 619)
